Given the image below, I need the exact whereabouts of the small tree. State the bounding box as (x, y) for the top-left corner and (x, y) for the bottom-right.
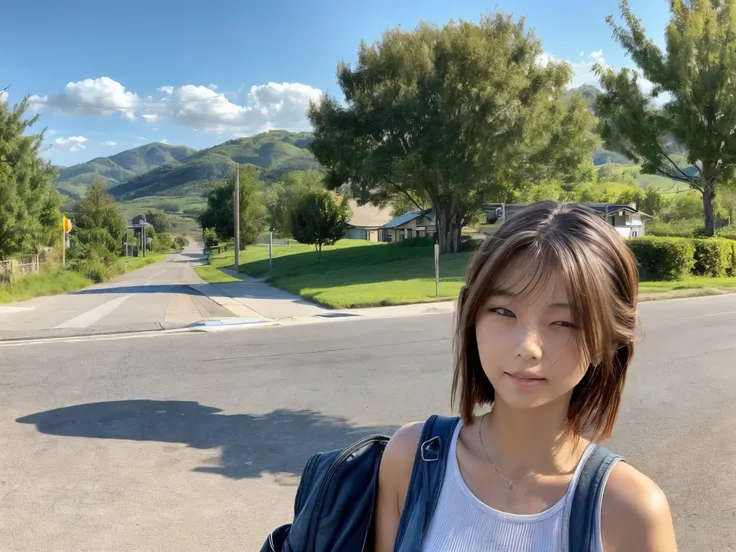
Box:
(72, 178), (126, 261)
(290, 190), (352, 260)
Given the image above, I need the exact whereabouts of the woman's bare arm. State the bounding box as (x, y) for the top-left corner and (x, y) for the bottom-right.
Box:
(601, 462), (677, 552)
(374, 422), (423, 552)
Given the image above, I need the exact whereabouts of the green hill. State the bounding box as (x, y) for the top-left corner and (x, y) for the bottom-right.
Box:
(109, 130), (321, 201)
(55, 143), (197, 190)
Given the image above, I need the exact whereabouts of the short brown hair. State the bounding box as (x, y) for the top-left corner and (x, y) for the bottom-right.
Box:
(452, 201), (639, 442)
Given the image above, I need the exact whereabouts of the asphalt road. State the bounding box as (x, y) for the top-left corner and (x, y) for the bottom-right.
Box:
(0, 245), (232, 340)
(0, 293), (734, 551)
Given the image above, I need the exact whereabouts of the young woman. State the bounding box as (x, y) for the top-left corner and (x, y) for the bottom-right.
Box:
(375, 201), (677, 551)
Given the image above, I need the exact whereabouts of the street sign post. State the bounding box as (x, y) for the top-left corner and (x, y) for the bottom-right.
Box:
(62, 217), (72, 268)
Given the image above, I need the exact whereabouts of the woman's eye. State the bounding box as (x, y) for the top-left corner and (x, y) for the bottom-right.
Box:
(552, 321), (576, 328)
(490, 307), (515, 317)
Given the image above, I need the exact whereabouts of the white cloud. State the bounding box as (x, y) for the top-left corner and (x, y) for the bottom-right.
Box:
(540, 50), (655, 94)
(136, 136), (147, 140)
(160, 138), (168, 144)
(152, 127), (159, 131)
(53, 135), (88, 152)
(46, 129), (59, 136)
(167, 81), (322, 134)
(30, 77), (139, 120)
(30, 77), (323, 135)
(0, 88), (7, 103)
(101, 140), (117, 146)
(207, 84), (218, 90)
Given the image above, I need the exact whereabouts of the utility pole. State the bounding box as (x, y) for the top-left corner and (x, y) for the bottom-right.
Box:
(234, 163), (240, 271)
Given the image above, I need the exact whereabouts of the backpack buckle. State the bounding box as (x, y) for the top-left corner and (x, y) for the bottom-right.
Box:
(420, 436), (441, 462)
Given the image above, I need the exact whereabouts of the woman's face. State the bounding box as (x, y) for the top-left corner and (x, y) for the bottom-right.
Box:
(474, 261), (591, 410)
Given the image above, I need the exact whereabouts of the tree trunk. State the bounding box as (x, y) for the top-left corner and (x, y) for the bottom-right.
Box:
(434, 201), (462, 254)
(703, 181), (716, 237)
(317, 242), (323, 261)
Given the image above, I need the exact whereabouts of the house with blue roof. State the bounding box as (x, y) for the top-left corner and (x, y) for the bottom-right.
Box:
(380, 210), (436, 243)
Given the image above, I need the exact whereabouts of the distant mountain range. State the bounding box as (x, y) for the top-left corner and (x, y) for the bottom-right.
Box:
(55, 143), (197, 198)
(53, 130), (323, 203)
(109, 130), (320, 201)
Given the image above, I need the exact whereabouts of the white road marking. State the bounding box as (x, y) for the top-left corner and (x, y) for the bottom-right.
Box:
(0, 306), (34, 315)
(55, 295), (133, 329)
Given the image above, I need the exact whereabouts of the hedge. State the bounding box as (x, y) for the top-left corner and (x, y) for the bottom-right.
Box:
(628, 237), (696, 281)
(629, 236), (736, 280)
(692, 238), (734, 277)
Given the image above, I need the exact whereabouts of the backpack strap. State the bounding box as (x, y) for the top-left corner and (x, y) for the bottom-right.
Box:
(566, 445), (623, 552)
(393, 415), (461, 552)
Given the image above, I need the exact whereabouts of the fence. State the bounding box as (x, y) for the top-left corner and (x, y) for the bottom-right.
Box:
(0, 255), (41, 284)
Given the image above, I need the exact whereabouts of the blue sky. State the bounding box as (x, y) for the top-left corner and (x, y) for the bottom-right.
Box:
(1, 0), (670, 167)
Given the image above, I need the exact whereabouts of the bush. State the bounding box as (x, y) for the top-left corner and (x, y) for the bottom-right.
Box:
(174, 236), (189, 250)
(203, 228), (219, 248)
(399, 236), (434, 247)
(72, 258), (118, 283)
(647, 220), (702, 238)
(692, 238), (734, 277)
(628, 237), (695, 281)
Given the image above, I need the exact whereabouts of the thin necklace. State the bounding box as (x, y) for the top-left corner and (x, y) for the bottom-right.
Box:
(478, 411), (538, 491)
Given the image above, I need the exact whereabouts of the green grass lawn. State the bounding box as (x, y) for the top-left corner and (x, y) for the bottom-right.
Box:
(194, 264), (241, 283)
(639, 276), (736, 294)
(196, 239), (736, 308)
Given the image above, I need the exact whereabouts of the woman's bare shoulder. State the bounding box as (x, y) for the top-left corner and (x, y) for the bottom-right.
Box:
(601, 461), (677, 551)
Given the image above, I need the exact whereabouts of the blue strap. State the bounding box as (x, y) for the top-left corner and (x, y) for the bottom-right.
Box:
(568, 445), (622, 552)
(394, 415), (461, 552)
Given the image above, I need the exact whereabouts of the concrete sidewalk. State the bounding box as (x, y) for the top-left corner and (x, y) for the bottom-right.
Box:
(190, 269), (456, 324)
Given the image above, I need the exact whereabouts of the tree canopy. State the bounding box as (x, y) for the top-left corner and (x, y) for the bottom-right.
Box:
(70, 178), (127, 262)
(595, 0), (736, 235)
(266, 170), (325, 237)
(198, 165), (267, 247)
(308, 13), (598, 252)
(0, 95), (62, 259)
(290, 190), (352, 260)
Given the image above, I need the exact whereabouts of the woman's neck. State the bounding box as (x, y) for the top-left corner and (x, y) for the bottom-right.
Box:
(481, 397), (584, 477)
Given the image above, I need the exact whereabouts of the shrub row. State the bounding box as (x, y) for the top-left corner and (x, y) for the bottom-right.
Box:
(629, 236), (736, 281)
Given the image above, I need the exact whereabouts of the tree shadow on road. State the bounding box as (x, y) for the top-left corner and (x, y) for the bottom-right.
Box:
(16, 400), (399, 481)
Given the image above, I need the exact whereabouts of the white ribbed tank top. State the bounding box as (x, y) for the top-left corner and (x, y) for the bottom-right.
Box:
(421, 420), (617, 552)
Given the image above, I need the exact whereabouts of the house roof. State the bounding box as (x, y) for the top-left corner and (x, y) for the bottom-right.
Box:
(346, 200), (394, 228)
(581, 203), (654, 218)
(382, 210), (426, 228)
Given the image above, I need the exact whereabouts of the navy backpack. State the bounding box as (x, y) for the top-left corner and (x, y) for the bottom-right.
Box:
(260, 415), (620, 552)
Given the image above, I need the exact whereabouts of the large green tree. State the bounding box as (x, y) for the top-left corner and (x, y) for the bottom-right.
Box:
(198, 165), (267, 246)
(0, 95), (62, 259)
(595, 0), (736, 236)
(290, 189), (352, 260)
(308, 13), (598, 253)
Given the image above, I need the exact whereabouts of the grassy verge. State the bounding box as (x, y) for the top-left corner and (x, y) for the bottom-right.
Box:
(0, 268), (93, 304)
(194, 264), (241, 283)
(0, 252), (171, 304)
